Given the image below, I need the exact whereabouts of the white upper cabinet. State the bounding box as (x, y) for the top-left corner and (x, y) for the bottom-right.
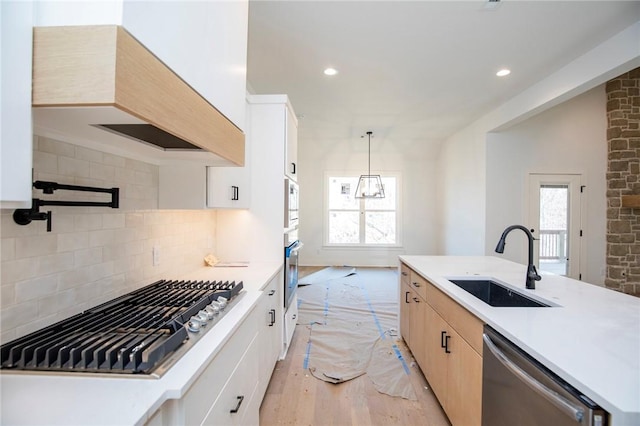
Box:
(285, 105), (299, 181)
(1, 0), (33, 208)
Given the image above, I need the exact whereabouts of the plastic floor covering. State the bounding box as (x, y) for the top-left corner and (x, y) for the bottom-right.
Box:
(296, 267), (417, 400)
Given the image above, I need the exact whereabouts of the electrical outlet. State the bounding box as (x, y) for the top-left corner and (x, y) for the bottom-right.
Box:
(152, 245), (160, 266)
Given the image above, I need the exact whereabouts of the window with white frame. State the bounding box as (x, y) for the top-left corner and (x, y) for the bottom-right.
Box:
(326, 175), (399, 245)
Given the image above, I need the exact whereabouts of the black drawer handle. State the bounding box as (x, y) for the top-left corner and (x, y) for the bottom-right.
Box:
(268, 289), (275, 296)
(401, 271), (408, 276)
(441, 331), (447, 348)
(269, 309), (276, 326)
(412, 297), (419, 303)
(291, 162), (296, 174)
(292, 313), (297, 320)
(405, 291), (410, 303)
(444, 335), (451, 354)
(231, 185), (239, 201)
(230, 395), (244, 414)
(412, 281), (421, 287)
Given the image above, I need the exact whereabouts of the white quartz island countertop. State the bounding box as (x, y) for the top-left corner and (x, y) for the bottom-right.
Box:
(400, 255), (640, 426)
(0, 262), (283, 426)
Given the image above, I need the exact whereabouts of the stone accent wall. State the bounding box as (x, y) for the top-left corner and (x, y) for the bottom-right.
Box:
(606, 67), (640, 295)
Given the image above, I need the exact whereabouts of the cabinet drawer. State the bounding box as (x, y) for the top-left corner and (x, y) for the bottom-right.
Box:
(183, 306), (259, 426)
(284, 295), (298, 348)
(201, 332), (260, 425)
(426, 281), (483, 354)
(400, 263), (411, 286)
(409, 270), (428, 301)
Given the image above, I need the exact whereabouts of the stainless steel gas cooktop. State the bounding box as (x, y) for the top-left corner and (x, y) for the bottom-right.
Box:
(0, 279), (243, 376)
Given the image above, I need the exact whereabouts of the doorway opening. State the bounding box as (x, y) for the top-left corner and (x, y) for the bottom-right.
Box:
(528, 174), (582, 279)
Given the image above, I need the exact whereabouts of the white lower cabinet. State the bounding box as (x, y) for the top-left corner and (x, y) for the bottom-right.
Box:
(282, 294), (298, 359)
(201, 333), (260, 425)
(257, 275), (283, 398)
(146, 280), (283, 426)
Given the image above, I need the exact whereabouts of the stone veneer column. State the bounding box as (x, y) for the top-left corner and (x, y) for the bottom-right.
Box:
(605, 67), (640, 296)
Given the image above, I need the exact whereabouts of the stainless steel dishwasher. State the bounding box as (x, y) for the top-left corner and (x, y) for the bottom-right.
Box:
(482, 326), (608, 426)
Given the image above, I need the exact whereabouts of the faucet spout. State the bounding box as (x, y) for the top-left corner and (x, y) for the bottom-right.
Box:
(495, 225), (542, 289)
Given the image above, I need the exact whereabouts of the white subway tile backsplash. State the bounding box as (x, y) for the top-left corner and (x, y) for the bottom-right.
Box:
(15, 275), (58, 302)
(33, 151), (59, 175)
(74, 213), (103, 231)
(15, 234), (58, 259)
(2, 257), (41, 283)
(57, 231), (89, 252)
(1, 284), (16, 308)
(58, 156), (90, 178)
(90, 163), (116, 181)
(89, 229), (115, 247)
(1, 238), (15, 261)
(1, 300), (39, 334)
(102, 213), (125, 229)
(75, 146), (103, 164)
(73, 247), (103, 268)
(37, 136), (76, 158)
(38, 289), (76, 317)
(102, 152), (127, 168)
(1, 137), (218, 343)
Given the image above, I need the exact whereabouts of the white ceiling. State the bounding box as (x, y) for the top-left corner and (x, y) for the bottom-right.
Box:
(247, 1), (640, 152)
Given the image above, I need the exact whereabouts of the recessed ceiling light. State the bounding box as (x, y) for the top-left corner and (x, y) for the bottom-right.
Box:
(496, 69), (511, 77)
(324, 67), (338, 76)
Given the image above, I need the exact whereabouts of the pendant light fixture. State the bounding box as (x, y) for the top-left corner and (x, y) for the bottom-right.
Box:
(355, 131), (385, 199)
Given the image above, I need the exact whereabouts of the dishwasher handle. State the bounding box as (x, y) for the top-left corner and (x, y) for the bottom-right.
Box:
(482, 333), (585, 423)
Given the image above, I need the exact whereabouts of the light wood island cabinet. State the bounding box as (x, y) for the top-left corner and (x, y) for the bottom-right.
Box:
(399, 262), (483, 426)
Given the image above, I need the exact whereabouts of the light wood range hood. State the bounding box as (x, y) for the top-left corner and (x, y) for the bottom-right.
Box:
(32, 25), (245, 166)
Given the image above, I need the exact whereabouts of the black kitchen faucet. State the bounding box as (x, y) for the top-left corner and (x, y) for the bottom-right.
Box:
(495, 225), (542, 289)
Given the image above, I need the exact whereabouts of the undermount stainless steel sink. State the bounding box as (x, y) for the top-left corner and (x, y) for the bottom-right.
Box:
(447, 278), (552, 308)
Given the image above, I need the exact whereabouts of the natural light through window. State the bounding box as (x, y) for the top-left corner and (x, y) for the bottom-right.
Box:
(326, 175), (399, 245)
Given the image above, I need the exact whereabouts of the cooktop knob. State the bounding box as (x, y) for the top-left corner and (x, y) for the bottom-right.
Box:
(199, 309), (214, 321)
(217, 296), (228, 310)
(187, 317), (202, 333)
(205, 305), (219, 317)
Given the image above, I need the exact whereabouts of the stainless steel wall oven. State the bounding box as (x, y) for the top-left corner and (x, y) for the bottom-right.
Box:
(284, 239), (301, 310)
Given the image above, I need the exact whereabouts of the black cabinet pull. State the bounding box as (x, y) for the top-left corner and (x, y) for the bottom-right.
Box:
(291, 162), (296, 174)
(269, 309), (276, 326)
(405, 291), (410, 303)
(412, 297), (419, 303)
(445, 335), (451, 354)
(412, 281), (421, 287)
(230, 395), (244, 414)
(401, 271), (408, 276)
(268, 289), (275, 296)
(231, 186), (239, 201)
(292, 313), (297, 320)
(441, 331), (447, 348)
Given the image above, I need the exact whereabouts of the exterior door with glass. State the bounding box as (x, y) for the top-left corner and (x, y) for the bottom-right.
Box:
(528, 174), (582, 279)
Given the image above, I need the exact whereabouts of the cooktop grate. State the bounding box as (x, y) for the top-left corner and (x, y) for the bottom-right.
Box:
(0, 279), (243, 374)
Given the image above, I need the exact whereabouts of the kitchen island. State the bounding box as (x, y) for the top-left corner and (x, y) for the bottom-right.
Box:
(400, 255), (640, 426)
(0, 262), (282, 426)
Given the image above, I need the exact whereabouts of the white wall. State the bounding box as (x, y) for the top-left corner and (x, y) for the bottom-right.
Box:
(298, 133), (438, 267)
(485, 86), (607, 285)
(435, 120), (488, 255)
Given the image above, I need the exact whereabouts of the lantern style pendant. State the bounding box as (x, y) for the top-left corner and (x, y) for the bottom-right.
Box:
(355, 131), (385, 199)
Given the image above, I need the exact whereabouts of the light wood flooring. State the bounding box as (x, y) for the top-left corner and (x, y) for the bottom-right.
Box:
(259, 266), (450, 426)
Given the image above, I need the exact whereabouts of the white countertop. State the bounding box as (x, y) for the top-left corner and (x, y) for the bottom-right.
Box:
(0, 261), (283, 426)
(400, 255), (640, 426)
